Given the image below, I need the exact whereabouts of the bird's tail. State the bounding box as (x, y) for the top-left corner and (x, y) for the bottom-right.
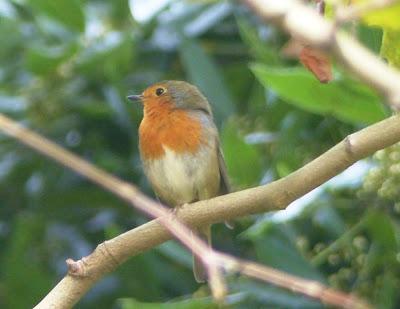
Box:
(193, 225), (211, 283)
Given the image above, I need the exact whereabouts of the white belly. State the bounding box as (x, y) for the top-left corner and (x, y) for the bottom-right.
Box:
(143, 145), (220, 206)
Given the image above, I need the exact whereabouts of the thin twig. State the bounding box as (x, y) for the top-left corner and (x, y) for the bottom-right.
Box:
(232, 256), (370, 309)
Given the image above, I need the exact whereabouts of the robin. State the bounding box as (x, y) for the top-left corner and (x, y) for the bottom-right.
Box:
(128, 80), (231, 283)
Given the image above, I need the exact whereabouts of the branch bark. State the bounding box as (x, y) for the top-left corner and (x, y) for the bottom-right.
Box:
(0, 111), (397, 308)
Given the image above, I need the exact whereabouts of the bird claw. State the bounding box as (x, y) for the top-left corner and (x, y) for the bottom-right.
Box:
(169, 203), (187, 218)
(171, 206), (179, 216)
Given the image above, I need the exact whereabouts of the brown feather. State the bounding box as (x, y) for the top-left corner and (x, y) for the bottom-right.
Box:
(217, 144), (234, 229)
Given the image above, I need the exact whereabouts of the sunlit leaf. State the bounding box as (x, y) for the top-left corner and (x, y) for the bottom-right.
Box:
(353, 2), (400, 69)
(381, 29), (400, 68)
(358, 2), (400, 31)
(251, 64), (387, 124)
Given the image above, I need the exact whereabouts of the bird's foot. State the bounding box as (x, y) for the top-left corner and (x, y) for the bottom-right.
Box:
(171, 206), (179, 217)
(168, 203), (184, 219)
(171, 203), (189, 216)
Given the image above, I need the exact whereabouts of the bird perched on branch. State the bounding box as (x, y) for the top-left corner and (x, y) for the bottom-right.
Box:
(128, 80), (231, 283)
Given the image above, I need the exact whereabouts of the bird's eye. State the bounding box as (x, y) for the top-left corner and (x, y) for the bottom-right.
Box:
(155, 88), (165, 96)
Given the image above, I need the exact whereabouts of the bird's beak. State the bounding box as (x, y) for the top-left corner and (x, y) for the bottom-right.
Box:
(127, 94), (143, 102)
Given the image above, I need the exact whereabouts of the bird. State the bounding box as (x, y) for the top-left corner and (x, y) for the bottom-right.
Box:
(128, 80), (231, 283)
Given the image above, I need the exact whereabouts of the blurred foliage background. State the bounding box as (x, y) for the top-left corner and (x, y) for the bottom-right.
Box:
(0, 0), (399, 308)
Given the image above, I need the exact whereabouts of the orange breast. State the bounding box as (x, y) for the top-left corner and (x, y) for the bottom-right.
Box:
(139, 102), (204, 160)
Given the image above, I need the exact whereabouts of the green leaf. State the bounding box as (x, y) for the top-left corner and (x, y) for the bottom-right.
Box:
(366, 210), (398, 253)
(381, 30), (400, 68)
(180, 39), (235, 126)
(25, 44), (77, 75)
(119, 297), (217, 309)
(251, 64), (387, 125)
(357, 24), (383, 54)
(359, 3), (400, 31)
(221, 120), (262, 187)
(29, 0), (85, 32)
(354, 2), (400, 69)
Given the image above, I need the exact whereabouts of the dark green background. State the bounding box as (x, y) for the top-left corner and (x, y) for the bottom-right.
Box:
(0, 0), (398, 308)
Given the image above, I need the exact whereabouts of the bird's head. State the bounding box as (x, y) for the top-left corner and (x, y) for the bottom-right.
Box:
(128, 81), (212, 115)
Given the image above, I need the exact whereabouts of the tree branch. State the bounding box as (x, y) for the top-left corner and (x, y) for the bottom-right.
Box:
(0, 111), (398, 308)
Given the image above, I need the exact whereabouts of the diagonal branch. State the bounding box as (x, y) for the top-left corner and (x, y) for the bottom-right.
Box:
(1, 112), (399, 308)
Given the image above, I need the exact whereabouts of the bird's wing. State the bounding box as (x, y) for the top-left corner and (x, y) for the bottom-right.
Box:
(217, 143), (230, 195)
(217, 141), (234, 229)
